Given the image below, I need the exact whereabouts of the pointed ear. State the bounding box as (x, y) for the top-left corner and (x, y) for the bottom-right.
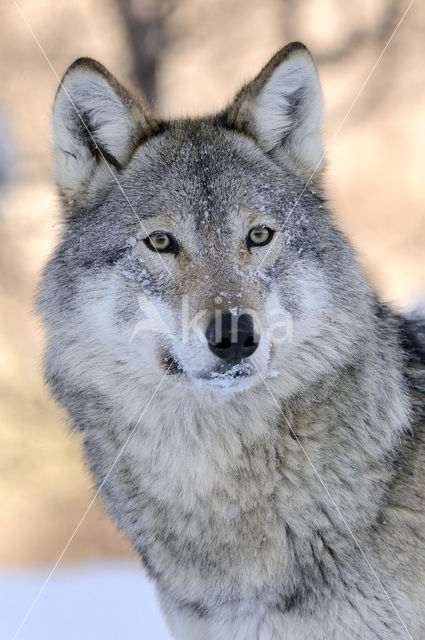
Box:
(51, 57), (158, 203)
(227, 42), (324, 187)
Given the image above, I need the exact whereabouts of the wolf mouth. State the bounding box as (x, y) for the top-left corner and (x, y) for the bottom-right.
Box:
(160, 348), (254, 385)
(201, 359), (254, 381)
(196, 359), (256, 392)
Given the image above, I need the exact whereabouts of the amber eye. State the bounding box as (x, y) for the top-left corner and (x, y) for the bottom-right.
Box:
(144, 232), (178, 254)
(247, 226), (274, 248)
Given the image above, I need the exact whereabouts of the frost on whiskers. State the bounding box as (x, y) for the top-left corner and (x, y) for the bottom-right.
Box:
(194, 360), (255, 393)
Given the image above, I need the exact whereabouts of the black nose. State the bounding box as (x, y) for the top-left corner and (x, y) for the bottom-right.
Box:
(206, 313), (259, 361)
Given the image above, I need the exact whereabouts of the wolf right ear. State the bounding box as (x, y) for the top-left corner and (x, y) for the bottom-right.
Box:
(227, 42), (324, 187)
(51, 58), (157, 203)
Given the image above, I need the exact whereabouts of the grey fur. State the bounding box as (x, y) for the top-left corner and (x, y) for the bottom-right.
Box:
(39, 43), (425, 638)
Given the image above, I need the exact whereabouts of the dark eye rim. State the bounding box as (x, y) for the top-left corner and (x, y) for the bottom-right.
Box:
(144, 232), (179, 254)
(246, 226), (274, 248)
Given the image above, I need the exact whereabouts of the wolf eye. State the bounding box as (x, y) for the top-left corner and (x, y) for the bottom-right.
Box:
(144, 232), (178, 254)
(247, 226), (274, 248)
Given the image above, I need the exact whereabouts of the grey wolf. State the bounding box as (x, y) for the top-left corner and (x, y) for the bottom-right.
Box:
(39, 42), (425, 638)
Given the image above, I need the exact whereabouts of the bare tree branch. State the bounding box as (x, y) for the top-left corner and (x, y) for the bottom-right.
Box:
(116, 0), (172, 105)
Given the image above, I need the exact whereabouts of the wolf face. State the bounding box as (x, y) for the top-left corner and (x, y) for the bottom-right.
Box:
(41, 43), (370, 402)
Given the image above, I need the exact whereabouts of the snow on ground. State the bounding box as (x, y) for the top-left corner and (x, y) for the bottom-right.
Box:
(0, 561), (173, 639)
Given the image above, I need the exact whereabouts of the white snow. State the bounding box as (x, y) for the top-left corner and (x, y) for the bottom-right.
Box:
(0, 561), (172, 640)
(125, 236), (137, 247)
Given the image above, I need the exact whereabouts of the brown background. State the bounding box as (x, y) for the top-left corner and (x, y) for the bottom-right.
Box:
(0, 0), (424, 567)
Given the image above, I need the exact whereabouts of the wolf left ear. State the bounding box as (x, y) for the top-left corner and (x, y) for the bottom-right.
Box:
(51, 57), (157, 203)
(227, 42), (324, 187)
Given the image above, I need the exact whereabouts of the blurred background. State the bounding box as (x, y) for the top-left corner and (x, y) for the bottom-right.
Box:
(0, 0), (424, 637)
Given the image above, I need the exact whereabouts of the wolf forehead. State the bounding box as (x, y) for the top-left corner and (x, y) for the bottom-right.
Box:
(74, 125), (325, 276)
(103, 121), (304, 227)
(59, 122), (328, 278)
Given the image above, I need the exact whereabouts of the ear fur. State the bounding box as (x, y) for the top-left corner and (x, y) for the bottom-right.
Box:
(51, 57), (157, 203)
(227, 42), (324, 187)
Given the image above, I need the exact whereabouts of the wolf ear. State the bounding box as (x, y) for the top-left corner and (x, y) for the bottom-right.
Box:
(51, 57), (157, 202)
(227, 42), (324, 186)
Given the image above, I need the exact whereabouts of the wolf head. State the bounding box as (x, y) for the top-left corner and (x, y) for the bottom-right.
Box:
(41, 43), (371, 407)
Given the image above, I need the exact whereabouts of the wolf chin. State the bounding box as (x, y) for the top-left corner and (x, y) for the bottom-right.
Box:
(39, 43), (425, 638)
